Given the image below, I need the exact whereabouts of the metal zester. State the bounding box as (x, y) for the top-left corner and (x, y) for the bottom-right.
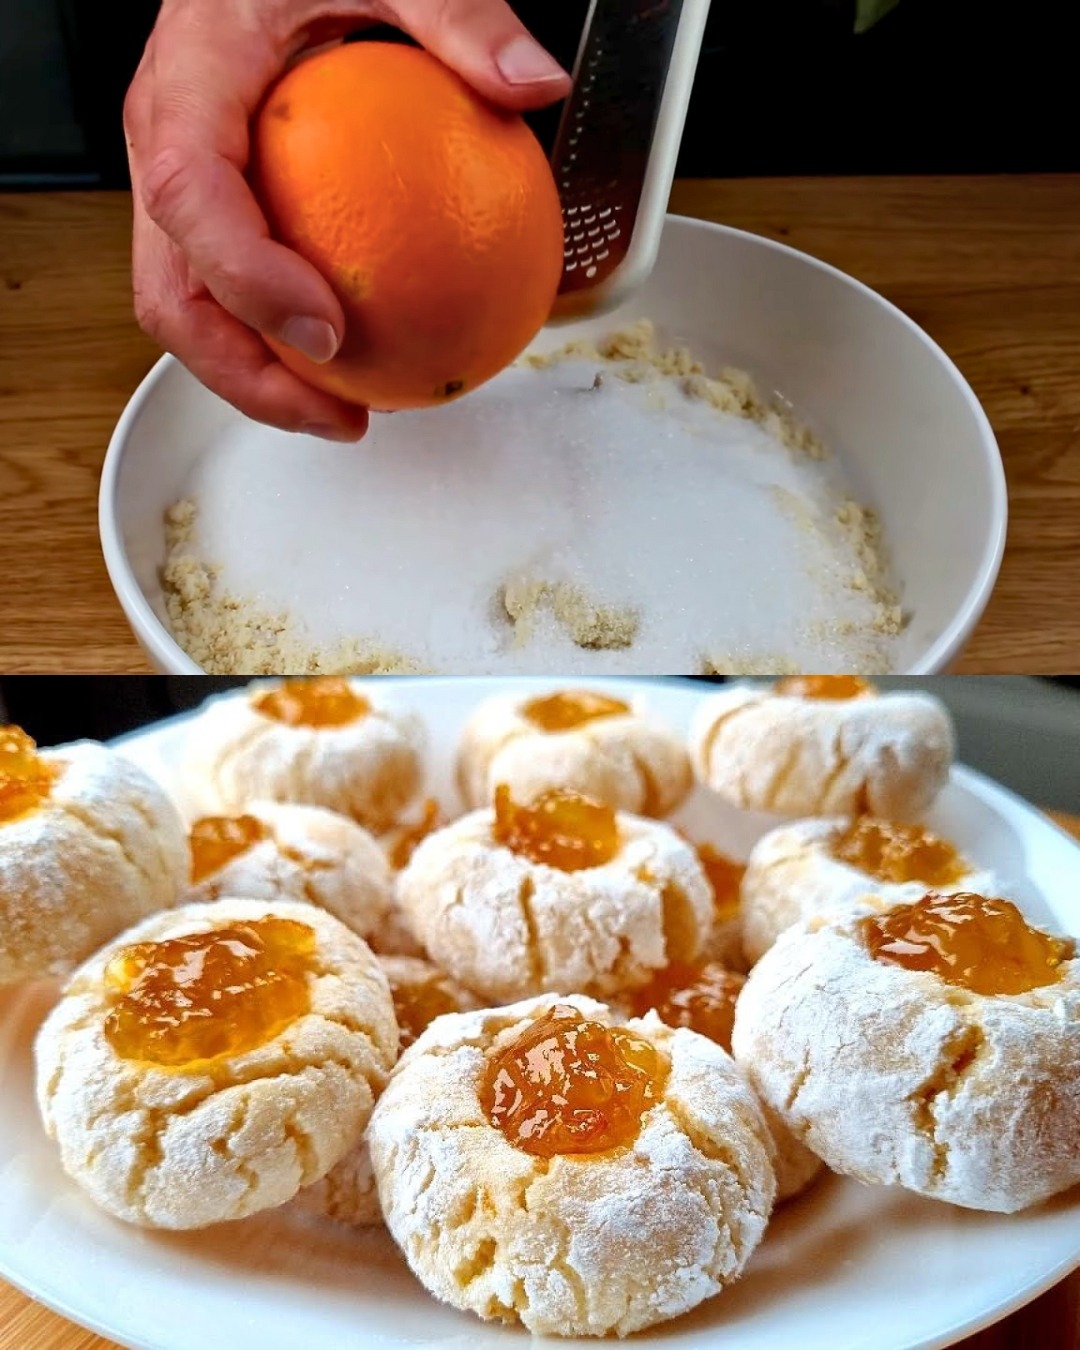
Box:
(548, 0), (712, 321)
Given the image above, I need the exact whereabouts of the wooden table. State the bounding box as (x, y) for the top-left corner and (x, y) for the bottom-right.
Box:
(1, 177), (1079, 673)
(2, 811), (1079, 1348)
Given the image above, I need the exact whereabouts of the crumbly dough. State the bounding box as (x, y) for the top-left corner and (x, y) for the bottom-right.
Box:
(34, 898), (399, 1229)
(397, 808), (714, 1003)
(185, 799), (394, 940)
(731, 909), (1080, 1213)
(367, 993), (776, 1337)
(292, 955), (479, 1228)
(182, 682), (425, 831)
(690, 683), (954, 820)
(0, 741), (189, 987)
(740, 817), (996, 965)
(456, 690), (691, 817)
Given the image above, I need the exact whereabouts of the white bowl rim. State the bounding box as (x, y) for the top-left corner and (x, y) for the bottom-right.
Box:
(98, 212), (1008, 676)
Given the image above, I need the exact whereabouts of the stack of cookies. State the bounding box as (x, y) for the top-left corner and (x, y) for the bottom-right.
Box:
(3, 677), (1077, 1340)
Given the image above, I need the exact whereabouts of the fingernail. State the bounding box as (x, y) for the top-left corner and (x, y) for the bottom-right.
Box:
(282, 316), (339, 364)
(301, 422), (366, 442)
(495, 35), (567, 86)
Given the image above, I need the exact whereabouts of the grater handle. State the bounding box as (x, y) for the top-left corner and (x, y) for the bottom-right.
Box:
(548, 0), (712, 324)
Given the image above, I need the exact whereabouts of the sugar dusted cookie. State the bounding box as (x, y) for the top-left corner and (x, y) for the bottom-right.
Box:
(0, 728), (188, 987)
(397, 786), (714, 1003)
(741, 814), (995, 965)
(457, 687), (691, 817)
(35, 898), (398, 1229)
(183, 678), (424, 832)
(368, 994), (775, 1337)
(293, 954), (479, 1228)
(690, 676), (954, 821)
(185, 800), (393, 940)
(732, 891), (1080, 1212)
(623, 960), (822, 1202)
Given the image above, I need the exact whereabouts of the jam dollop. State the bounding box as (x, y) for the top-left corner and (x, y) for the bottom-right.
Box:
(103, 916), (315, 1066)
(833, 816), (964, 887)
(492, 784), (619, 872)
(861, 892), (1072, 997)
(254, 677), (370, 728)
(774, 675), (875, 701)
(629, 961), (746, 1053)
(0, 725), (59, 824)
(480, 1004), (667, 1157)
(521, 689), (630, 733)
(189, 814), (269, 883)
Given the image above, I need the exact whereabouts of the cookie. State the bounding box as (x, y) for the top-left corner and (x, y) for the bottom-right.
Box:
(34, 897), (398, 1229)
(1, 730), (188, 987)
(397, 788), (714, 1003)
(457, 687), (691, 817)
(732, 891), (1080, 1212)
(185, 800), (393, 940)
(690, 678), (954, 820)
(368, 994), (775, 1336)
(741, 815), (995, 965)
(183, 678), (424, 832)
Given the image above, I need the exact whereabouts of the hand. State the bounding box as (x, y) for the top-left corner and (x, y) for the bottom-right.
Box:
(124, 1), (571, 440)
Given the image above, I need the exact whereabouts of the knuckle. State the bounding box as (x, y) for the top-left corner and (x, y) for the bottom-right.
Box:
(140, 146), (194, 230)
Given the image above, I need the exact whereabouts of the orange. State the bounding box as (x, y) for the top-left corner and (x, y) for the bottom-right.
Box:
(251, 42), (566, 412)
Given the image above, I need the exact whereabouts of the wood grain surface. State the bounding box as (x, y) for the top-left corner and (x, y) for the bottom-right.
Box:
(1, 178), (1079, 673)
(2, 806), (1078, 1349)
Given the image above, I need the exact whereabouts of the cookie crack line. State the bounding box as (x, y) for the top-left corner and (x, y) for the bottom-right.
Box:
(55, 795), (161, 912)
(517, 875), (544, 990)
(906, 1022), (986, 1184)
(698, 701), (751, 777)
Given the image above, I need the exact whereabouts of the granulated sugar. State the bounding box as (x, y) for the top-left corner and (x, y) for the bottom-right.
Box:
(163, 325), (901, 674)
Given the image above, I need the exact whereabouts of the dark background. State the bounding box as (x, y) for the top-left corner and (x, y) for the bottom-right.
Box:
(1, 0), (1077, 190)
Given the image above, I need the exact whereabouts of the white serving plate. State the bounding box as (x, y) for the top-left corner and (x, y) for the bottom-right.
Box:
(99, 215), (1007, 675)
(2, 676), (1077, 1350)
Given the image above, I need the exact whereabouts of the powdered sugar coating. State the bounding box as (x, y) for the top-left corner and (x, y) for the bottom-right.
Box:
(292, 955), (479, 1229)
(182, 683), (425, 831)
(397, 808), (715, 1002)
(741, 817), (996, 964)
(0, 741), (188, 986)
(185, 800), (393, 940)
(34, 898), (398, 1230)
(456, 690), (691, 816)
(732, 909), (1080, 1212)
(690, 684), (954, 820)
(368, 993), (775, 1337)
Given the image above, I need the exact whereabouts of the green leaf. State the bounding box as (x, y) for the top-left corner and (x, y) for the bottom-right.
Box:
(854, 0), (903, 32)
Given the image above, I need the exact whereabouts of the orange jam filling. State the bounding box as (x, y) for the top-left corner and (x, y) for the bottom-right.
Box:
(833, 816), (965, 888)
(0, 725), (59, 824)
(492, 784), (619, 872)
(480, 1004), (667, 1157)
(388, 798), (444, 871)
(387, 967), (463, 1049)
(254, 677), (370, 728)
(630, 962), (746, 1053)
(774, 675), (875, 701)
(103, 916), (315, 1067)
(189, 814), (270, 883)
(521, 689), (630, 733)
(696, 843), (745, 923)
(861, 892), (1072, 997)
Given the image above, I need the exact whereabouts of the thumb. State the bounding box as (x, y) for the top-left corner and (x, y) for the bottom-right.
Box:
(388, 0), (572, 110)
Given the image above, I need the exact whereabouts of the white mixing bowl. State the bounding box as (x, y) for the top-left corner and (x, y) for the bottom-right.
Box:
(99, 214), (1006, 674)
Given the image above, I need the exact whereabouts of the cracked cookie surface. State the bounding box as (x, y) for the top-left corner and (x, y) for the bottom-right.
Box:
(185, 800), (393, 941)
(368, 993), (775, 1337)
(741, 817), (996, 964)
(396, 807), (714, 1003)
(34, 897), (398, 1229)
(1, 740), (188, 986)
(456, 690), (691, 817)
(182, 682), (425, 832)
(690, 683), (954, 820)
(731, 907), (1080, 1212)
